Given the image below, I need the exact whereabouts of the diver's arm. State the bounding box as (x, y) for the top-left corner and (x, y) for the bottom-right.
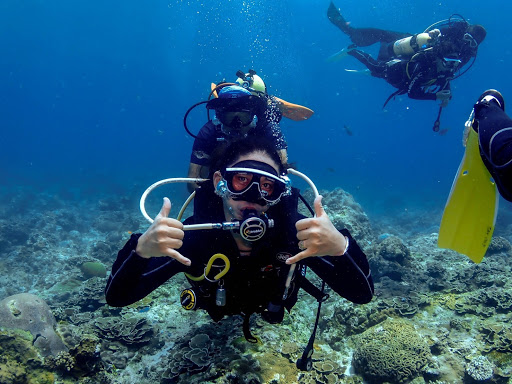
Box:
(105, 234), (189, 307)
(305, 229), (374, 304)
(187, 162), (205, 193)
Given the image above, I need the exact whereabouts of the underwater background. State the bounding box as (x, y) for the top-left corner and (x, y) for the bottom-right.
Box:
(1, 0), (512, 383)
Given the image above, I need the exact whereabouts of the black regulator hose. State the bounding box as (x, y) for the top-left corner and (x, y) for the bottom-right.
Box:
(183, 100), (209, 139)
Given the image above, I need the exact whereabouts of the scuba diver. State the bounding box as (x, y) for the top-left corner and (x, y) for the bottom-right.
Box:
(186, 70), (313, 192)
(469, 90), (512, 202)
(186, 83), (288, 192)
(327, 2), (486, 130)
(438, 90), (512, 263)
(105, 136), (373, 369)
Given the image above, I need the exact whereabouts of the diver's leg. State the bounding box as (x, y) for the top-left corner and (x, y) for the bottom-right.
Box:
(347, 50), (386, 78)
(474, 91), (512, 201)
(328, 2), (410, 47)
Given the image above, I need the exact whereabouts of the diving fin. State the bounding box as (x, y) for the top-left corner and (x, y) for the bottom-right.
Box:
(327, 2), (351, 34)
(326, 48), (350, 63)
(210, 82), (225, 98)
(211, 83), (314, 121)
(438, 128), (499, 263)
(344, 68), (371, 76)
(274, 97), (314, 121)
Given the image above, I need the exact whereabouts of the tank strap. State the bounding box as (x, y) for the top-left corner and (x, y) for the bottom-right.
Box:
(242, 312), (259, 343)
(299, 277), (329, 302)
(383, 89), (406, 108)
(410, 34), (419, 51)
(296, 280), (327, 371)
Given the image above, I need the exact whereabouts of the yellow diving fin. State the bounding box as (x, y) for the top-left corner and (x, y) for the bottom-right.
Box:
(438, 128), (499, 263)
(210, 83), (314, 121)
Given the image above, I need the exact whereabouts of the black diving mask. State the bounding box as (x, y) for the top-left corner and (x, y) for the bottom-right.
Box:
(217, 110), (255, 128)
(220, 160), (291, 205)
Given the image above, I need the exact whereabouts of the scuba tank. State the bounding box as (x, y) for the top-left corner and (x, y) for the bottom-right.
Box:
(393, 30), (439, 57)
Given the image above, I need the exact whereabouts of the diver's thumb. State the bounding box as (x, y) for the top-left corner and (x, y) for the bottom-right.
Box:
(313, 195), (325, 217)
(156, 197), (171, 219)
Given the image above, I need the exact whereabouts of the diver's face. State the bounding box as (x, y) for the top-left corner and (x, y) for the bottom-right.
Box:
(217, 110), (255, 137)
(213, 151), (280, 220)
(218, 110), (254, 127)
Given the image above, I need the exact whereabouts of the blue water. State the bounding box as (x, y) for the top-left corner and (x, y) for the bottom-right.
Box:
(2, 0), (511, 222)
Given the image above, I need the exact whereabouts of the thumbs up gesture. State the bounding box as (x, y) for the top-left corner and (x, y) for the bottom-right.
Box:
(286, 195), (348, 265)
(136, 198), (190, 266)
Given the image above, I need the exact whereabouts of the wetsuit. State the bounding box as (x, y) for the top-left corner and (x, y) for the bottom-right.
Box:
(105, 184), (374, 325)
(474, 102), (512, 202)
(190, 120), (287, 172)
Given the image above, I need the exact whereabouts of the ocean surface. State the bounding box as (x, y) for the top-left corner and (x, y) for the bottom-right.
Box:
(2, 1), (512, 383)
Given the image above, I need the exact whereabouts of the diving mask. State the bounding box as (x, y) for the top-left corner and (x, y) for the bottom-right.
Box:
(217, 110), (256, 129)
(217, 160), (291, 205)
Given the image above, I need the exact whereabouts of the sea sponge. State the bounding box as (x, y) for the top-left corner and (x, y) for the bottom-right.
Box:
(80, 261), (107, 279)
(352, 317), (432, 383)
(0, 293), (67, 357)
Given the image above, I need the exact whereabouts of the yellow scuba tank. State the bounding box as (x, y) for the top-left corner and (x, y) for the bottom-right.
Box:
(393, 32), (434, 57)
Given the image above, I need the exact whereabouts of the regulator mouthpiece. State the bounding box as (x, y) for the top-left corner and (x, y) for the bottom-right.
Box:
(238, 209), (274, 241)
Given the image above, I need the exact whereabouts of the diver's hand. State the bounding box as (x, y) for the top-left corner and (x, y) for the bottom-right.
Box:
(136, 197), (190, 266)
(428, 28), (441, 42)
(436, 90), (451, 107)
(286, 195), (347, 264)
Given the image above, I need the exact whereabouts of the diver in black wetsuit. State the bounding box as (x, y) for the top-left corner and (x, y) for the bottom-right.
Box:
(327, 2), (486, 107)
(467, 90), (512, 202)
(105, 137), (373, 361)
(186, 84), (287, 193)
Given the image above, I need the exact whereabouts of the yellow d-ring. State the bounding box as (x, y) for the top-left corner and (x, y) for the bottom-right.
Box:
(185, 253), (230, 281)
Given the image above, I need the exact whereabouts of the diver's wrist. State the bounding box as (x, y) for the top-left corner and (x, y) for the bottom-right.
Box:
(333, 235), (350, 256)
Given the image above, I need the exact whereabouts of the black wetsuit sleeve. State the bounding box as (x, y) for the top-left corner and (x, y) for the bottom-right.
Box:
(190, 122), (217, 166)
(304, 229), (374, 304)
(105, 233), (188, 307)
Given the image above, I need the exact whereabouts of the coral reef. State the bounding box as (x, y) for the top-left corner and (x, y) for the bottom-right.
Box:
(94, 315), (154, 345)
(2, 184), (512, 383)
(486, 236), (512, 255)
(45, 335), (102, 378)
(465, 355), (494, 381)
(371, 235), (412, 282)
(0, 293), (67, 357)
(300, 188), (374, 246)
(352, 317), (432, 383)
(0, 329), (55, 384)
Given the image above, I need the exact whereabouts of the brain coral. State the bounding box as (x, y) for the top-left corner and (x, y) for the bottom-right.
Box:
(0, 293), (67, 357)
(352, 318), (432, 383)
